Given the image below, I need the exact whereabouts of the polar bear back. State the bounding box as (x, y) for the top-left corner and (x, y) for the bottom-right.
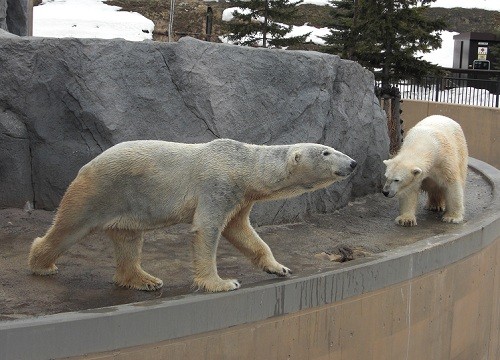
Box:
(402, 115), (468, 184)
(404, 115), (465, 154)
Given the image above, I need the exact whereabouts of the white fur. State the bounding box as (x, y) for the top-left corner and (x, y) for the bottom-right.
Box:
(383, 115), (468, 226)
(29, 139), (356, 292)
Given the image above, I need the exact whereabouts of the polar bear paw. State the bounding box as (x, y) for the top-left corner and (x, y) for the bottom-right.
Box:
(263, 262), (292, 277)
(31, 263), (59, 276)
(395, 215), (417, 227)
(113, 270), (163, 291)
(194, 276), (241, 292)
(425, 203), (446, 212)
(442, 213), (463, 224)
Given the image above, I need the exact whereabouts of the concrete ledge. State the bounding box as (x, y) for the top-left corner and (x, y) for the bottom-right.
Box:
(0, 158), (498, 360)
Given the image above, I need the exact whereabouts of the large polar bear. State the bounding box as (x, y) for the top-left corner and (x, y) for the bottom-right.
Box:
(29, 139), (357, 292)
(382, 115), (468, 226)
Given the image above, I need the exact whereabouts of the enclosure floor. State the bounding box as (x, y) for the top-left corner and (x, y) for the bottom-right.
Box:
(0, 169), (492, 320)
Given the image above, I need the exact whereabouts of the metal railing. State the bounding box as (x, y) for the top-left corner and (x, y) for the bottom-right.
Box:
(378, 68), (500, 108)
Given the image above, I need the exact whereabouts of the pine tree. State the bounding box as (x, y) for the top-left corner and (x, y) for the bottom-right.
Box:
(224, 0), (310, 48)
(323, 0), (446, 91)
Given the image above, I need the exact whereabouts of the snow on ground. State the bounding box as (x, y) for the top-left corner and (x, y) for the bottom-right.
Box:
(398, 84), (499, 107)
(287, 24), (330, 45)
(33, 0), (154, 41)
(222, 8), (330, 45)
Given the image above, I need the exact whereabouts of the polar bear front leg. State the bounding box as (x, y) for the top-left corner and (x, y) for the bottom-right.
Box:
(106, 229), (163, 291)
(222, 204), (291, 277)
(191, 225), (241, 292)
(396, 191), (419, 227)
(191, 198), (242, 292)
(442, 182), (465, 223)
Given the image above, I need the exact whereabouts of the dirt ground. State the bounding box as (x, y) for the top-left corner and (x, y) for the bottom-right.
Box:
(0, 169), (492, 321)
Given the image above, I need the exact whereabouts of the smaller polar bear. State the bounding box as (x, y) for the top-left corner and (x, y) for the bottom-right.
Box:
(29, 139), (357, 292)
(382, 115), (468, 226)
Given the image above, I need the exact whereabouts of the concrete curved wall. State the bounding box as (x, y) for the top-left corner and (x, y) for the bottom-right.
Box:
(0, 158), (498, 360)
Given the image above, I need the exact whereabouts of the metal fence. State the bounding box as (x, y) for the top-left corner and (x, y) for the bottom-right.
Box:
(379, 69), (500, 108)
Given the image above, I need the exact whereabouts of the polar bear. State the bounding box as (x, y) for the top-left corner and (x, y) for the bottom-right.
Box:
(29, 139), (357, 292)
(382, 115), (468, 226)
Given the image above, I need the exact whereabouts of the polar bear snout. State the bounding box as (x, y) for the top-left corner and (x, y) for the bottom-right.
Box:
(334, 159), (357, 177)
(382, 184), (397, 198)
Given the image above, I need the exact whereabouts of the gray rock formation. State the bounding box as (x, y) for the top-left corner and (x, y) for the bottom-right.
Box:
(0, 108), (32, 208)
(0, 0), (7, 32)
(0, 36), (389, 225)
(0, 28), (16, 38)
(0, 0), (29, 36)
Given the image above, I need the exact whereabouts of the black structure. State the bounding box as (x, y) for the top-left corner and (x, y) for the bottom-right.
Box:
(453, 32), (499, 70)
(452, 32), (500, 94)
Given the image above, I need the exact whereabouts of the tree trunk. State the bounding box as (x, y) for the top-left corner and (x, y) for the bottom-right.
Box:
(263, 0), (269, 47)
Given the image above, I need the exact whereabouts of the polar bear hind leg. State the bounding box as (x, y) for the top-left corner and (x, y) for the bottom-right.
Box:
(30, 170), (99, 275)
(422, 178), (446, 212)
(442, 182), (465, 223)
(29, 220), (93, 275)
(106, 229), (163, 291)
(222, 204), (291, 276)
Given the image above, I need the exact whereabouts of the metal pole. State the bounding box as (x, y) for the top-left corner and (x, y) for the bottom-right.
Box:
(262, 0), (268, 48)
(434, 77), (440, 102)
(168, 0), (176, 42)
(496, 77), (500, 108)
(205, 6), (213, 42)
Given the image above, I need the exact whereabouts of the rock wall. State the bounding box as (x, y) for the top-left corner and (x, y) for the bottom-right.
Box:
(0, 36), (389, 225)
(0, 0), (29, 36)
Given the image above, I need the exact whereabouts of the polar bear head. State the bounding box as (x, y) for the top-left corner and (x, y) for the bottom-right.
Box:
(382, 159), (423, 198)
(286, 144), (357, 190)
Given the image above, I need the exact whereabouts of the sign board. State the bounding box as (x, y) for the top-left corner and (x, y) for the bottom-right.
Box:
(473, 60), (490, 70)
(478, 46), (488, 60)
(478, 42), (489, 46)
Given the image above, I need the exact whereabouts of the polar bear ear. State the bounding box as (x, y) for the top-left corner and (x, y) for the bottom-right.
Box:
(412, 167), (422, 176)
(286, 150), (301, 172)
(383, 159), (390, 165)
(290, 150), (301, 165)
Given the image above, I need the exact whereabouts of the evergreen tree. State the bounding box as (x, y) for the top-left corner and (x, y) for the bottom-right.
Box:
(224, 0), (310, 48)
(323, 0), (446, 91)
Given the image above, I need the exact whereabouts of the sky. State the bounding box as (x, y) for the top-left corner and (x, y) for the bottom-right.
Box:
(33, 0), (499, 67)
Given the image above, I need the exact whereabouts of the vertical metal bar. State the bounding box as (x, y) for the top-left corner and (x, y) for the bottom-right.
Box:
(168, 0), (176, 42)
(262, 0), (268, 48)
(434, 77), (440, 102)
(205, 7), (213, 42)
(496, 77), (500, 108)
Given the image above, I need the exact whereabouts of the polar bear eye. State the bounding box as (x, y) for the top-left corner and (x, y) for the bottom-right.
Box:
(322, 150), (331, 156)
(394, 179), (400, 182)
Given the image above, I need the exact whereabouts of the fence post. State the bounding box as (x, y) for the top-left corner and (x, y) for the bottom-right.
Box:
(434, 77), (440, 102)
(377, 86), (402, 155)
(496, 77), (500, 108)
